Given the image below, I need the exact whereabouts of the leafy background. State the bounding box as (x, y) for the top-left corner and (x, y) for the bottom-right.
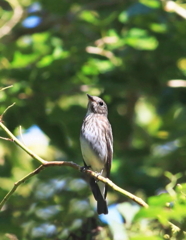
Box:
(1, 0), (186, 239)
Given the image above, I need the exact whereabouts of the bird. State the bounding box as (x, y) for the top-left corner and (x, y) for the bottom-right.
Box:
(80, 94), (113, 214)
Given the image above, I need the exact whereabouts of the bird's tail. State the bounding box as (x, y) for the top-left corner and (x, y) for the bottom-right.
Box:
(97, 196), (108, 214)
(90, 177), (108, 214)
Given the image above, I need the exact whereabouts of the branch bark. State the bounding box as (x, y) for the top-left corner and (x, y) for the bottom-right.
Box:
(0, 114), (148, 210)
(163, 0), (186, 19)
(0, 0), (24, 39)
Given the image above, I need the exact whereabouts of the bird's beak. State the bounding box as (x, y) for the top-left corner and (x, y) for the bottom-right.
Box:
(87, 94), (94, 102)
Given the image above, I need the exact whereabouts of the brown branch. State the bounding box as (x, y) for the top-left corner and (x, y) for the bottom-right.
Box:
(0, 102), (16, 121)
(0, 136), (13, 141)
(0, 103), (148, 210)
(0, 121), (47, 164)
(0, 85), (13, 91)
(0, 159), (148, 210)
(0, 0), (24, 39)
(163, 0), (186, 19)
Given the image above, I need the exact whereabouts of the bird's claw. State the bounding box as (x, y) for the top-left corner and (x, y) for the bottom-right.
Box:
(80, 166), (90, 172)
(95, 170), (103, 182)
(95, 172), (101, 183)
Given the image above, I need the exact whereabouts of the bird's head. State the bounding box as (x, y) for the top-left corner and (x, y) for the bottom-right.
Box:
(86, 94), (108, 116)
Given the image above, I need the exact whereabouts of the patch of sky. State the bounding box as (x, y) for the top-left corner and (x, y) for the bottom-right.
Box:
(17, 125), (49, 147)
(22, 16), (41, 28)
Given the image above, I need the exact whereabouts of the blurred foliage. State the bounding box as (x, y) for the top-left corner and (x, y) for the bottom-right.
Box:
(1, 0), (186, 239)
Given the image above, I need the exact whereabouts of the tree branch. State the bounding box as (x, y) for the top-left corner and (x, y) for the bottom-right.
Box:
(0, 121), (47, 164)
(163, 0), (186, 19)
(0, 0), (24, 39)
(0, 85), (13, 91)
(0, 110), (148, 210)
(0, 102), (16, 121)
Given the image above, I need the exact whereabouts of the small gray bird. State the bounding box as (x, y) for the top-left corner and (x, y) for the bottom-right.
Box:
(80, 94), (113, 214)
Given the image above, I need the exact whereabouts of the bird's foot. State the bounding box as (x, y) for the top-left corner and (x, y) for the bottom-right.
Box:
(80, 165), (91, 172)
(95, 169), (103, 183)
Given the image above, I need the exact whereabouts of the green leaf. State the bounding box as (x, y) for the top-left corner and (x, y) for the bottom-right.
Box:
(148, 194), (173, 207)
(79, 10), (99, 24)
(124, 28), (158, 50)
(139, 0), (160, 8)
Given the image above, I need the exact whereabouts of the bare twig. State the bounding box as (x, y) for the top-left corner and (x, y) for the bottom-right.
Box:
(168, 221), (186, 234)
(1, 102), (16, 121)
(0, 121), (47, 164)
(0, 85), (14, 121)
(0, 136), (13, 141)
(163, 0), (186, 19)
(85, 168), (149, 208)
(19, 125), (26, 145)
(0, 85), (13, 91)
(0, 166), (44, 209)
(0, 0), (24, 39)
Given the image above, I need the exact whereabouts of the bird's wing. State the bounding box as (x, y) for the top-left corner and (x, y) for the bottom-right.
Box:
(105, 122), (113, 179)
(103, 122), (113, 199)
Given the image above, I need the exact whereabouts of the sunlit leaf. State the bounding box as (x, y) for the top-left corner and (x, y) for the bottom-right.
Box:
(124, 28), (158, 50)
(139, 0), (160, 8)
(79, 10), (99, 24)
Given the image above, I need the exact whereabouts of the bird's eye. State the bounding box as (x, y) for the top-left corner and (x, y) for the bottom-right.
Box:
(99, 101), (103, 106)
